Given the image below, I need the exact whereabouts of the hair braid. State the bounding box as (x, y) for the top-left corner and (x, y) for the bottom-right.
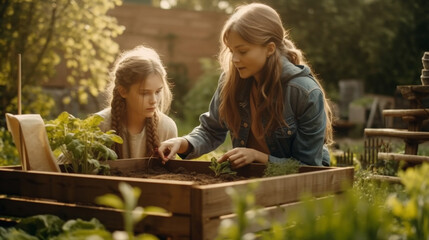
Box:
(145, 111), (160, 157)
(111, 86), (126, 158)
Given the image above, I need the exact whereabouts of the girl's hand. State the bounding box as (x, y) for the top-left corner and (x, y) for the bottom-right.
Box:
(157, 137), (189, 164)
(218, 147), (269, 169)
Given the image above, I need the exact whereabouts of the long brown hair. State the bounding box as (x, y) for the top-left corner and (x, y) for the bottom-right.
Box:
(107, 45), (172, 158)
(218, 3), (333, 145)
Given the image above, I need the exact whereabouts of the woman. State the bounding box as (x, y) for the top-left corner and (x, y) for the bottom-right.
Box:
(97, 45), (177, 159)
(158, 3), (333, 167)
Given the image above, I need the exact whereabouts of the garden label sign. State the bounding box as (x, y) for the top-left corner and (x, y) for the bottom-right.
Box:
(5, 113), (60, 172)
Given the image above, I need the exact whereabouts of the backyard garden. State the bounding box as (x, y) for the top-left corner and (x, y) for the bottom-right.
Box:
(1, 0), (429, 239)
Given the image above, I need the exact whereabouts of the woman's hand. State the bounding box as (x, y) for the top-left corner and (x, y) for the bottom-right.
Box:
(218, 147), (269, 169)
(157, 137), (189, 164)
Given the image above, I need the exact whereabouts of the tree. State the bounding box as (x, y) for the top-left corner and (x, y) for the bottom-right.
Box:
(0, 0), (125, 127)
(156, 0), (429, 96)
(264, 0), (429, 95)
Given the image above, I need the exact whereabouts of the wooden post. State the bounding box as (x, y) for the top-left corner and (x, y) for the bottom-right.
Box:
(18, 54), (22, 115)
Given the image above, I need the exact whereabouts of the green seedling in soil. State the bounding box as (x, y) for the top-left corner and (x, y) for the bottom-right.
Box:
(263, 159), (300, 177)
(209, 157), (237, 177)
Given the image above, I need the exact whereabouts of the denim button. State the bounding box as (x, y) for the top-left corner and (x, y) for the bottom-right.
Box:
(287, 130), (292, 135)
(240, 140), (245, 145)
(243, 122), (248, 128)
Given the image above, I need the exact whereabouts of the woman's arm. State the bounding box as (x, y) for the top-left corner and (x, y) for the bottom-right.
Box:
(288, 84), (327, 166)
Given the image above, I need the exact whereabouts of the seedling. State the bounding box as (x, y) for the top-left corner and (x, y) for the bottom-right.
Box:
(96, 182), (168, 240)
(209, 157), (237, 177)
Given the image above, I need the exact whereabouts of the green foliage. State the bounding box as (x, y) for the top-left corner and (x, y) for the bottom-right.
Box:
(387, 163), (429, 239)
(0, 215), (111, 240)
(215, 163), (429, 239)
(15, 215), (64, 240)
(263, 159), (300, 177)
(0, 0), (124, 127)
(183, 58), (220, 126)
(155, 0), (429, 95)
(262, 190), (392, 240)
(52, 218), (111, 240)
(168, 62), (190, 120)
(353, 169), (404, 205)
(216, 183), (267, 240)
(285, 0), (428, 94)
(45, 111), (123, 174)
(0, 127), (19, 166)
(209, 157), (237, 177)
(0, 182), (168, 239)
(96, 182), (167, 240)
(0, 227), (37, 240)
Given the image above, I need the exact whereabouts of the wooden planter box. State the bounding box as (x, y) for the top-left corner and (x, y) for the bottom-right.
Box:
(0, 158), (354, 239)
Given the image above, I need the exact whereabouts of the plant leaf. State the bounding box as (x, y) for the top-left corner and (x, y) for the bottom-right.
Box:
(95, 194), (124, 209)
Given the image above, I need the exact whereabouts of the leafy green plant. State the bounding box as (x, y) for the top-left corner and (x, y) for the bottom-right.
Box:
(0, 127), (19, 166)
(0, 215), (111, 240)
(96, 182), (168, 240)
(209, 157), (237, 177)
(263, 159), (300, 177)
(387, 163), (429, 240)
(1, 0), (124, 129)
(216, 182), (267, 240)
(182, 58), (220, 126)
(45, 111), (123, 175)
(262, 189), (392, 240)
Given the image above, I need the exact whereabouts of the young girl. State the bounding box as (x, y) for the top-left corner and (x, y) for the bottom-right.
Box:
(97, 45), (177, 159)
(158, 3), (333, 167)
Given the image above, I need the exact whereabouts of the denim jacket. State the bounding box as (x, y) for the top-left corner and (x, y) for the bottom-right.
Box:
(183, 57), (330, 166)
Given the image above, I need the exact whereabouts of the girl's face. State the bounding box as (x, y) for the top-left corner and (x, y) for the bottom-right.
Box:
(226, 30), (272, 81)
(120, 73), (164, 119)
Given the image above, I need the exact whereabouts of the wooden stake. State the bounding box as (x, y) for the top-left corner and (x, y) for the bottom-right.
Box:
(18, 54), (22, 115)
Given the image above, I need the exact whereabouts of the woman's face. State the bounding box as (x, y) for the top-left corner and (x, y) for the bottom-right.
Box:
(120, 73), (164, 119)
(226, 30), (272, 81)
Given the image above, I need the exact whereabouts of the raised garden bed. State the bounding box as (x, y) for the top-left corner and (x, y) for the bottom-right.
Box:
(0, 158), (354, 239)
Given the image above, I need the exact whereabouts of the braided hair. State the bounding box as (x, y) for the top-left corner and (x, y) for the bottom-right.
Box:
(106, 46), (172, 158)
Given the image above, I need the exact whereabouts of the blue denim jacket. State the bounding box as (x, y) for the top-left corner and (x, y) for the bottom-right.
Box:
(183, 57), (330, 166)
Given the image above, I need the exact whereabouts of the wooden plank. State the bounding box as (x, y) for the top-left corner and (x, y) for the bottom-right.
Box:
(0, 165), (21, 170)
(378, 152), (429, 163)
(364, 128), (429, 140)
(108, 158), (151, 172)
(191, 183), (204, 240)
(397, 85), (429, 101)
(0, 197), (190, 238)
(0, 168), (193, 214)
(383, 109), (429, 118)
(368, 174), (401, 184)
(201, 195), (342, 240)
(194, 167), (354, 218)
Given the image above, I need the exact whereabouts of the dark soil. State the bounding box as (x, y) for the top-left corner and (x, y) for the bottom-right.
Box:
(111, 165), (247, 185)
